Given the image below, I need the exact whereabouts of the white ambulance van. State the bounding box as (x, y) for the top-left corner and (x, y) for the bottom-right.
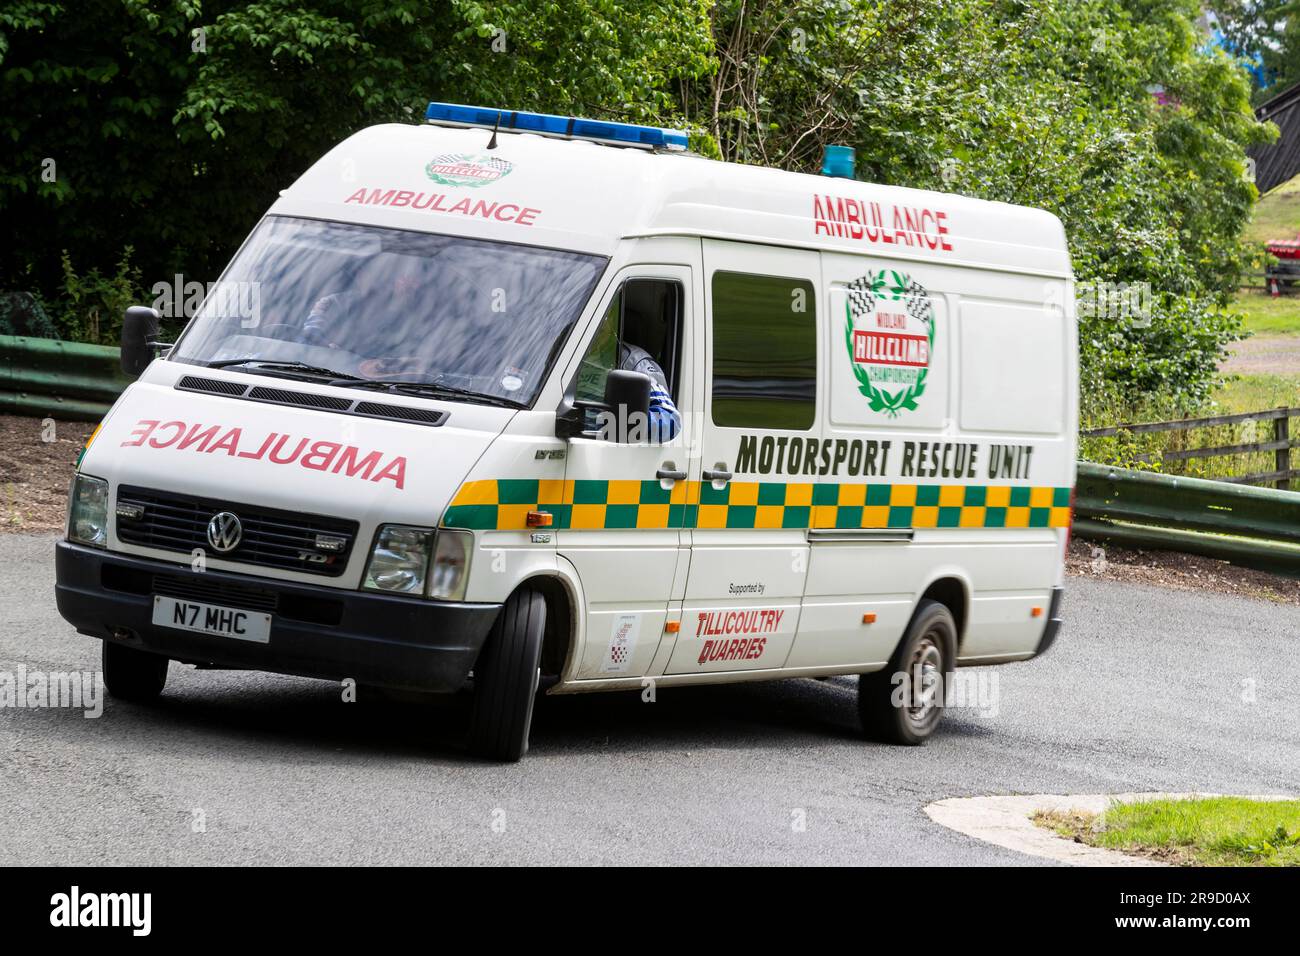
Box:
(56, 104), (1076, 761)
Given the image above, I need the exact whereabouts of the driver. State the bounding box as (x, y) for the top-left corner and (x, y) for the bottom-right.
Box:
(303, 269), (421, 350)
(619, 341), (680, 443)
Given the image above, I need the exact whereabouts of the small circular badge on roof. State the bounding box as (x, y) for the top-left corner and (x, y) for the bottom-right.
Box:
(500, 368), (524, 392)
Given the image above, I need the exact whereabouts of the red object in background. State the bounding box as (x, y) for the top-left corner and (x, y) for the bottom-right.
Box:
(1265, 236), (1300, 259)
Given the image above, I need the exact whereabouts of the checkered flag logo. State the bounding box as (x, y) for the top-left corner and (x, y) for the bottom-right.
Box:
(429, 153), (512, 172)
(845, 275), (876, 318)
(904, 279), (933, 329)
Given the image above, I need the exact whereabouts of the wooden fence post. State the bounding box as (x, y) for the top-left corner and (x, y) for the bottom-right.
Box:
(1276, 411), (1291, 492)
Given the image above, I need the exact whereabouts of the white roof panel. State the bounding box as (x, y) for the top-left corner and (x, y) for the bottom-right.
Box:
(272, 123), (1071, 276)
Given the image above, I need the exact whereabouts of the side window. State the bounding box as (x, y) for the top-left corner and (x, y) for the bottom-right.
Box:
(711, 271), (816, 430)
(574, 278), (683, 410)
(574, 289), (621, 405)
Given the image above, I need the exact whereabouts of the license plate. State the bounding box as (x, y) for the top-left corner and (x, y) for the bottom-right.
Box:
(152, 596), (271, 644)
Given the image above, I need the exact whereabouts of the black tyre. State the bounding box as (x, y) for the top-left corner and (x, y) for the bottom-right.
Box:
(102, 640), (169, 702)
(858, 599), (956, 745)
(468, 588), (546, 762)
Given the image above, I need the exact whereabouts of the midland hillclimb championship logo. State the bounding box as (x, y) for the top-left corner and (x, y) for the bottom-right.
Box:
(844, 268), (935, 417)
(425, 153), (513, 187)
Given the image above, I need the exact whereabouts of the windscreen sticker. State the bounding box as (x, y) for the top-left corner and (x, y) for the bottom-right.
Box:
(343, 187), (540, 226)
(499, 366), (526, 393)
(119, 419), (407, 489)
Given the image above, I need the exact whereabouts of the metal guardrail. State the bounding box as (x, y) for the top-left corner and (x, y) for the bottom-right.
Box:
(0, 335), (1297, 574)
(0, 334), (130, 422)
(1074, 461), (1300, 577)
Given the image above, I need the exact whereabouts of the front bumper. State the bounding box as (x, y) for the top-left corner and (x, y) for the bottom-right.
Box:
(55, 541), (501, 693)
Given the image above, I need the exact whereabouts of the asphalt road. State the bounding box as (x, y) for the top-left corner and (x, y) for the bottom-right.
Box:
(2, 533), (1297, 866)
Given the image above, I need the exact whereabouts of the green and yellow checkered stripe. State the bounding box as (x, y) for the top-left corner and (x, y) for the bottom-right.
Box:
(442, 479), (1071, 531)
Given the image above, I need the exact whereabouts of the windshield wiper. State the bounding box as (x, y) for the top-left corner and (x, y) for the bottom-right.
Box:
(333, 378), (526, 409)
(204, 358), (364, 381)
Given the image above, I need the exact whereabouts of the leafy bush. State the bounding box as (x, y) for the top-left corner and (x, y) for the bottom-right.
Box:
(0, 0), (1275, 403)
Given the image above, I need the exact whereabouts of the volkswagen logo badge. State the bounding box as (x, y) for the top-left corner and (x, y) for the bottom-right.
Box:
(206, 511), (243, 553)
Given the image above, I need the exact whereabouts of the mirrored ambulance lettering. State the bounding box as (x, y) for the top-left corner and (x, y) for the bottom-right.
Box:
(119, 419), (407, 488)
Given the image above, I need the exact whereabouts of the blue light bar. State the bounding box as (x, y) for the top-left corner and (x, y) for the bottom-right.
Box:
(425, 102), (690, 151)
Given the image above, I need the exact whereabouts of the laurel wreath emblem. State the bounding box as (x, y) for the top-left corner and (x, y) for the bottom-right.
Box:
(425, 153), (513, 188)
(842, 269), (936, 418)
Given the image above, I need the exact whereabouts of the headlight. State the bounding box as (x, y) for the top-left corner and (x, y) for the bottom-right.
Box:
(363, 525), (434, 594)
(428, 529), (472, 601)
(68, 474), (109, 548)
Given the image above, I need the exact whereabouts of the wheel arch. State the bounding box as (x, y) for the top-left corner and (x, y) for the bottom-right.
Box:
(913, 572), (970, 656)
(514, 569), (581, 682)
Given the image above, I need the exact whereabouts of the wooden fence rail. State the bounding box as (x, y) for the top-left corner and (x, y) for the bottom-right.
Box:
(1080, 407), (1298, 490)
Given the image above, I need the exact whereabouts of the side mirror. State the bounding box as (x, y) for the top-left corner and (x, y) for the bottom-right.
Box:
(602, 370), (652, 441)
(554, 369), (653, 442)
(120, 306), (162, 377)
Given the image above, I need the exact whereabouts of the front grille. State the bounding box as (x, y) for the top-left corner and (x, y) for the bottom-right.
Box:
(152, 572), (279, 612)
(101, 563), (344, 626)
(115, 485), (359, 577)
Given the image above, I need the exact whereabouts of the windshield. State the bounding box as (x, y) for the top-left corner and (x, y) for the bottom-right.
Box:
(170, 216), (607, 406)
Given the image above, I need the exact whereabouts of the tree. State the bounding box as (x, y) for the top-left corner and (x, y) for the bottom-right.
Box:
(681, 0), (1273, 406)
(0, 0), (1274, 409)
(0, 0), (713, 293)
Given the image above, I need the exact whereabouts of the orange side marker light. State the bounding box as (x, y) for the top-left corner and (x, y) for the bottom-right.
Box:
(1031, 606), (1043, 618)
(526, 511), (552, 527)
(862, 612), (877, 624)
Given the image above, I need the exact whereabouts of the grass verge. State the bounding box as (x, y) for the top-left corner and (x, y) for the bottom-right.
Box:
(1231, 288), (1300, 336)
(1035, 797), (1300, 866)
(1215, 372), (1300, 412)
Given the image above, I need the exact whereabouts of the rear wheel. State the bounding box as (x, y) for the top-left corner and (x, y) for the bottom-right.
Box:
(102, 640), (169, 702)
(858, 599), (955, 745)
(468, 588), (546, 762)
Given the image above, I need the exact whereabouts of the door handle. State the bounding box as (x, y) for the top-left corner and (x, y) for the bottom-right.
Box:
(656, 467), (688, 482)
(702, 467), (732, 483)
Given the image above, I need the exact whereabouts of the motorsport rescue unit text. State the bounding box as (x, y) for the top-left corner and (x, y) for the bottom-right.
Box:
(735, 435), (1036, 481)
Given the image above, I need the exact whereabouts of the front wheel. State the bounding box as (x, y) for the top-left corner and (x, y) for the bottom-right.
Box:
(467, 588), (546, 762)
(858, 599), (955, 745)
(102, 640), (169, 702)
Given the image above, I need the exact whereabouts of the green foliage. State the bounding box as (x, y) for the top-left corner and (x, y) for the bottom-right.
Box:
(681, 0), (1272, 410)
(50, 247), (145, 345)
(0, 0), (714, 339)
(0, 0), (1275, 415)
(1215, 0), (1300, 102)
